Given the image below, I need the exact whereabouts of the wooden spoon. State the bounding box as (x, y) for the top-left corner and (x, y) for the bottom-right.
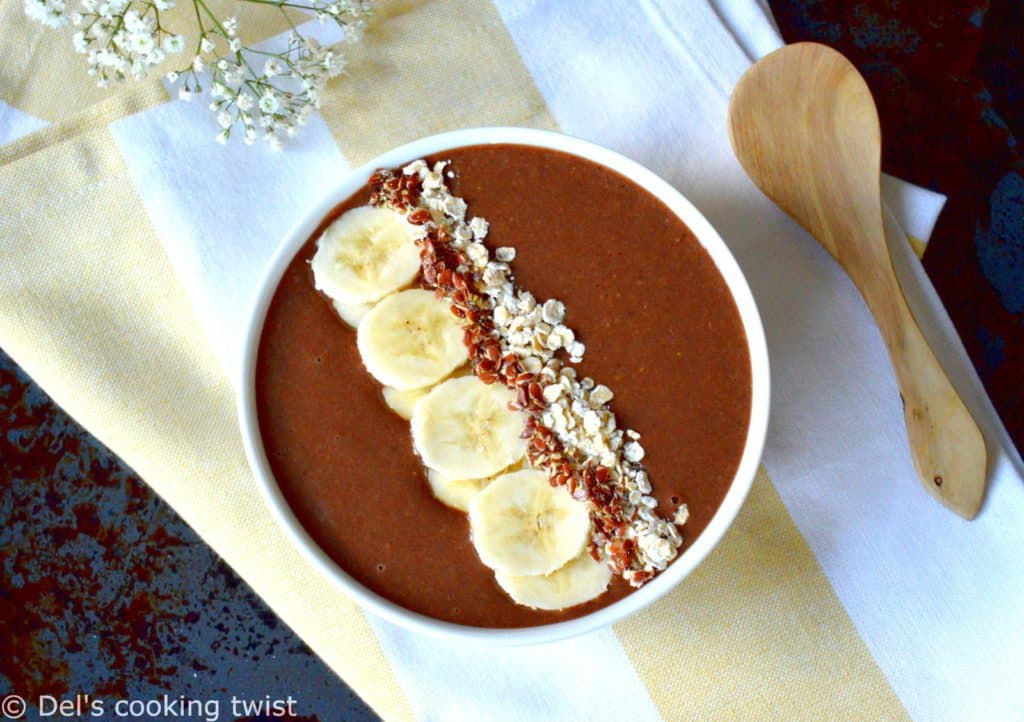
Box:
(728, 42), (987, 519)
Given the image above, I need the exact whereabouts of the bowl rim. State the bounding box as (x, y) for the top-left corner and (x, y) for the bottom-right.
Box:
(237, 126), (771, 645)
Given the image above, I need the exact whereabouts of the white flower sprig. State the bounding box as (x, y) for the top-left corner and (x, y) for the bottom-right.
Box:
(70, 0), (185, 87)
(23, 0), (372, 148)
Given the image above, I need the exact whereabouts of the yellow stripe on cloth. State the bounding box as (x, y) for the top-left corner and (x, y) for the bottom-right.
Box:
(616, 468), (909, 721)
(321, 0), (556, 164)
(0, 81), (168, 166)
(0, 126), (413, 722)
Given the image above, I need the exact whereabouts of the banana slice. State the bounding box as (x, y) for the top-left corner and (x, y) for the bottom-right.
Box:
(357, 289), (469, 390)
(411, 376), (528, 480)
(426, 468), (496, 512)
(333, 299), (374, 328)
(495, 552), (612, 610)
(468, 469), (591, 576)
(312, 205), (423, 304)
(425, 455), (529, 512)
(381, 385), (430, 420)
(452, 364), (474, 378)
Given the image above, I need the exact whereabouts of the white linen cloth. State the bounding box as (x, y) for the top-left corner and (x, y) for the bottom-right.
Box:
(95, 1), (1024, 720)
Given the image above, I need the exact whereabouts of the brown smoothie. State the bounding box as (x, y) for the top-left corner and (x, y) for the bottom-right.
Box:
(255, 143), (752, 627)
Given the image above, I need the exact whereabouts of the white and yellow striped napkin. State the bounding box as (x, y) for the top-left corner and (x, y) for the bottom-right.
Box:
(2, 1), (1022, 720)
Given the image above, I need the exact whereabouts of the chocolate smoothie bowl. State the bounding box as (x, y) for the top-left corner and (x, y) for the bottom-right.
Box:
(238, 128), (769, 643)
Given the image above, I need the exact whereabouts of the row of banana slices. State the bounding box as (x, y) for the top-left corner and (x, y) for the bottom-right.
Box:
(311, 203), (612, 610)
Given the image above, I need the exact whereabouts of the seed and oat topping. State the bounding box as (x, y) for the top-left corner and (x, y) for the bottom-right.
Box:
(368, 159), (687, 587)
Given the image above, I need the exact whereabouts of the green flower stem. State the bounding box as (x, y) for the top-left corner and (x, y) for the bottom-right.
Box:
(238, 0), (328, 13)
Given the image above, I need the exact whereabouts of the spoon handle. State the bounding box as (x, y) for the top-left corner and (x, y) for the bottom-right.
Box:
(852, 234), (987, 518)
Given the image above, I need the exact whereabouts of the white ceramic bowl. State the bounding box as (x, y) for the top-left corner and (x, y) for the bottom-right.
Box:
(238, 127), (770, 644)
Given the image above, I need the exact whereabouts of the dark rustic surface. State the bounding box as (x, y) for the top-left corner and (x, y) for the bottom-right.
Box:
(1, 2), (1021, 720)
(0, 346), (380, 721)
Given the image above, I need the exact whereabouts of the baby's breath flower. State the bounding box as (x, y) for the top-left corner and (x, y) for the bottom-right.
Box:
(345, 18), (367, 42)
(263, 58), (283, 78)
(323, 50), (345, 76)
(59, 0), (184, 86)
(122, 9), (146, 32)
(163, 34), (185, 53)
(258, 91), (280, 114)
(128, 32), (155, 55)
(97, 0), (126, 18)
(26, 0), (374, 148)
(24, 0), (68, 28)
